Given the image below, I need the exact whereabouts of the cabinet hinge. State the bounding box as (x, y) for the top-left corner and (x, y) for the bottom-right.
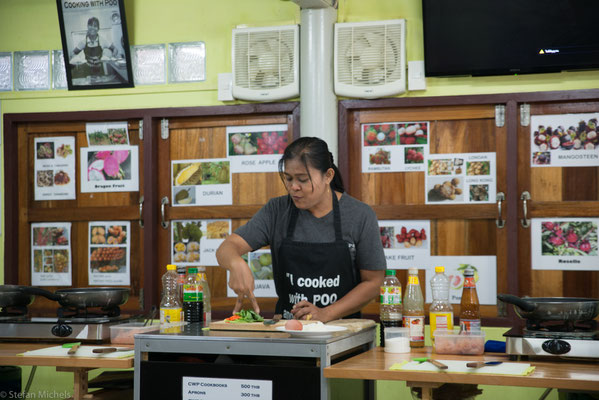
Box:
(161, 118), (169, 139)
(520, 103), (530, 127)
(139, 120), (143, 140)
(495, 105), (505, 127)
(139, 288), (144, 310)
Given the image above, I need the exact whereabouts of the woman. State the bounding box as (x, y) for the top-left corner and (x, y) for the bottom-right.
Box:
(71, 17), (118, 79)
(216, 137), (385, 322)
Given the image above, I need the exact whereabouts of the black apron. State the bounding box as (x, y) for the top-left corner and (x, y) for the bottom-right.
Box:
(84, 35), (103, 75)
(275, 193), (359, 319)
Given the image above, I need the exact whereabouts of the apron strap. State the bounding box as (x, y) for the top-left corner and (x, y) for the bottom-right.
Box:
(286, 190), (343, 241)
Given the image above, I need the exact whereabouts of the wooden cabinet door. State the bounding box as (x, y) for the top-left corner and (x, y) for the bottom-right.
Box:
(155, 109), (298, 318)
(13, 120), (144, 315)
(341, 103), (509, 323)
(516, 100), (599, 299)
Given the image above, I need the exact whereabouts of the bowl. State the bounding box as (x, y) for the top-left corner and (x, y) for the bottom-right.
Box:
(433, 328), (485, 355)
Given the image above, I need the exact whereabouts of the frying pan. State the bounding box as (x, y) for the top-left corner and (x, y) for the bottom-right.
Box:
(0, 285), (36, 308)
(497, 294), (599, 321)
(19, 287), (129, 309)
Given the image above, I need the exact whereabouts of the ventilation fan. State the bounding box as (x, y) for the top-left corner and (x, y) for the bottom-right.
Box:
(232, 25), (299, 101)
(334, 19), (406, 99)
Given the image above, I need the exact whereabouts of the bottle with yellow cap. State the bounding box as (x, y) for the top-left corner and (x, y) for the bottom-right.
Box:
(160, 264), (182, 325)
(429, 265), (454, 341)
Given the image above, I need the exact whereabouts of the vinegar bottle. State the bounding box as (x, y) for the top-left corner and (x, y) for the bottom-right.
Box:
(160, 264), (182, 325)
(459, 268), (481, 332)
(429, 266), (454, 341)
(403, 267), (425, 348)
(379, 269), (402, 347)
(183, 267), (203, 324)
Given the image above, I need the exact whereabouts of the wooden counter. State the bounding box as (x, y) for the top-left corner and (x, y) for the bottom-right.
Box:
(0, 343), (134, 400)
(324, 347), (599, 399)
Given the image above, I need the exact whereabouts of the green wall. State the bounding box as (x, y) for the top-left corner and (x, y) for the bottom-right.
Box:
(0, 0), (591, 398)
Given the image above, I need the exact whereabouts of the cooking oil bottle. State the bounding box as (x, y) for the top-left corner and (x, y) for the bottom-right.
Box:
(429, 266), (454, 341)
(160, 264), (182, 325)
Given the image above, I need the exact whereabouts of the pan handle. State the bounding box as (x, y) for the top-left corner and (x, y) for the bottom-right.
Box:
(497, 294), (536, 312)
(18, 287), (61, 301)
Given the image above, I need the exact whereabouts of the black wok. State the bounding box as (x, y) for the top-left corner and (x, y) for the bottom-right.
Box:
(497, 294), (599, 321)
(19, 287), (129, 309)
(0, 285), (35, 308)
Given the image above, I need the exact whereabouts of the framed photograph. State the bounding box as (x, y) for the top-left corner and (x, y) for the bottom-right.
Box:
(56, 0), (134, 90)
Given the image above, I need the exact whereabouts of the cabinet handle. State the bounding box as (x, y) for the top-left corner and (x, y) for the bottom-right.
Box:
(138, 195), (144, 228)
(496, 192), (505, 228)
(520, 191), (531, 228)
(161, 196), (169, 229)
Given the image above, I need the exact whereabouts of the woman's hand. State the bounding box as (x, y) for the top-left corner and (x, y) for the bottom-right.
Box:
(291, 301), (331, 322)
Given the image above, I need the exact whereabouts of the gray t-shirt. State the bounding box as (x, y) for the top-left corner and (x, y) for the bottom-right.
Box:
(235, 193), (386, 276)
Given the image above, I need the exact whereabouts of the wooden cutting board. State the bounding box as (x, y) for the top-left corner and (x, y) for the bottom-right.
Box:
(208, 318), (375, 332)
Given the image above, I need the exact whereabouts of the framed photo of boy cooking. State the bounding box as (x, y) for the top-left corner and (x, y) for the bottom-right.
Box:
(56, 0), (134, 90)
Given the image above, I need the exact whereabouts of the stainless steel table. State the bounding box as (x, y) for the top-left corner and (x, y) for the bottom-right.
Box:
(134, 324), (375, 400)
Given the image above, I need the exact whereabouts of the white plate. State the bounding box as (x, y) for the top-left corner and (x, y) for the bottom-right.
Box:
(275, 325), (348, 338)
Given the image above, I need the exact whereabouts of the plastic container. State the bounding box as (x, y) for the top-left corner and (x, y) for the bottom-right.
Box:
(433, 328), (485, 355)
(380, 269), (402, 347)
(429, 266), (454, 341)
(110, 322), (160, 344)
(383, 327), (410, 353)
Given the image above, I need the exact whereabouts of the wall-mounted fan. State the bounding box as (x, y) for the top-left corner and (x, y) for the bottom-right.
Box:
(232, 25), (299, 101)
(334, 19), (406, 99)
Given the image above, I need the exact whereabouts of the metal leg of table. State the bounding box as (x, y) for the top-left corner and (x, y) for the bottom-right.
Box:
(56, 367), (92, 400)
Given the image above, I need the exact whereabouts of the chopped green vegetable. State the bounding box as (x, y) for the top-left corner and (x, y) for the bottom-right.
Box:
(228, 309), (264, 323)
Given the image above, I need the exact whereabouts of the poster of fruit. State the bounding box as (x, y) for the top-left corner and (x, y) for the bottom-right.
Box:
(88, 221), (130, 285)
(226, 124), (289, 173)
(86, 121), (129, 146)
(34, 137), (76, 201)
(379, 220), (431, 270)
(226, 249), (277, 298)
(530, 218), (599, 271)
(424, 256), (497, 305)
(425, 152), (496, 205)
(31, 222), (72, 286)
(80, 145), (139, 193)
(361, 121), (429, 173)
(171, 159), (232, 206)
(171, 219), (231, 266)
(530, 113), (599, 167)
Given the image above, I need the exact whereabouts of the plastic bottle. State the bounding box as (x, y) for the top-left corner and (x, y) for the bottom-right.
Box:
(403, 267), (425, 348)
(176, 267), (186, 321)
(183, 267), (203, 324)
(379, 270), (402, 347)
(160, 264), (182, 325)
(429, 266), (454, 341)
(198, 267), (211, 325)
(459, 268), (481, 332)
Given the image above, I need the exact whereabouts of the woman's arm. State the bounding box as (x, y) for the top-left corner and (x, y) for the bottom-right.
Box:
(292, 269), (384, 322)
(215, 233), (260, 314)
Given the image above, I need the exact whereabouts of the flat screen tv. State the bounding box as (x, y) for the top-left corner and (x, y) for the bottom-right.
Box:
(422, 0), (599, 77)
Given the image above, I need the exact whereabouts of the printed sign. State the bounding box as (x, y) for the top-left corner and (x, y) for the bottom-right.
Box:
(361, 121), (430, 173)
(424, 256), (497, 305)
(530, 113), (599, 167)
(226, 124), (288, 173)
(172, 219), (230, 266)
(31, 222), (72, 286)
(34, 137), (76, 201)
(425, 152), (496, 204)
(80, 146), (139, 192)
(531, 218), (599, 271)
(227, 249), (276, 298)
(182, 377), (272, 400)
(172, 159), (232, 206)
(88, 221), (130, 286)
(379, 220), (431, 270)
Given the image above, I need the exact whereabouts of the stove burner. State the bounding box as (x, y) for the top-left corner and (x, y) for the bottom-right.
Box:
(0, 305), (28, 319)
(525, 319), (597, 332)
(57, 305), (121, 320)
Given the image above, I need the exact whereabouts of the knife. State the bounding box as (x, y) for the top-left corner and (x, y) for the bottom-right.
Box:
(466, 361), (503, 368)
(413, 357), (448, 370)
(263, 314), (282, 326)
(63, 342), (81, 355)
(92, 347), (133, 354)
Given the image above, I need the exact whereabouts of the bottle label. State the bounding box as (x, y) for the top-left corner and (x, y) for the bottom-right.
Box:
(380, 286), (402, 305)
(403, 315), (424, 342)
(459, 319), (481, 332)
(183, 284), (203, 302)
(430, 312), (454, 338)
(407, 275), (419, 285)
(464, 276), (476, 288)
(160, 307), (182, 324)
